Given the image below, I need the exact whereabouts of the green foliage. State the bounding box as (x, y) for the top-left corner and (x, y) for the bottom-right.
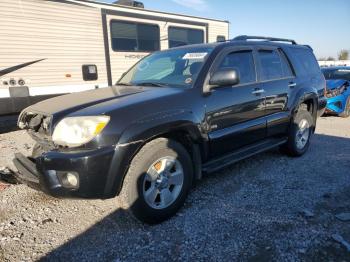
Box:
(338, 50), (349, 60)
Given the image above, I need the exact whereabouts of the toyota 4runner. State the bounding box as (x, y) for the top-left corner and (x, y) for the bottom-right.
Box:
(14, 36), (327, 223)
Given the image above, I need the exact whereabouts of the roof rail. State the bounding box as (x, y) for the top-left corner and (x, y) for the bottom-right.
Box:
(232, 35), (297, 45)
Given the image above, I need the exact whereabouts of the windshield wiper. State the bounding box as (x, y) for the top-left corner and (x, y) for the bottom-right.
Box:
(134, 82), (168, 87)
(117, 82), (133, 86)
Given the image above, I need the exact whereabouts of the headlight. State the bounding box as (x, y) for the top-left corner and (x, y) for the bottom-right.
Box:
(52, 116), (110, 147)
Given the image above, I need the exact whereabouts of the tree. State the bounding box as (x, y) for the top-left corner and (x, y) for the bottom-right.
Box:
(338, 50), (349, 60)
(327, 57), (335, 61)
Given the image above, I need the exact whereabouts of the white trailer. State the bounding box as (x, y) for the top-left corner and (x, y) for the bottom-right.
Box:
(318, 60), (350, 68)
(0, 0), (229, 115)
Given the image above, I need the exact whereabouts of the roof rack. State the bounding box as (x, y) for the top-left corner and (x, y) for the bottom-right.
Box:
(232, 35), (297, 45)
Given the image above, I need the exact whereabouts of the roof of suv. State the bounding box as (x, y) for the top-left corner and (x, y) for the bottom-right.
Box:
(170, 35), (311, 51)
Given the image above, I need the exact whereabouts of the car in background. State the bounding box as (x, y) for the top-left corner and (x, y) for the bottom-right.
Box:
(322, 67), (350, 118)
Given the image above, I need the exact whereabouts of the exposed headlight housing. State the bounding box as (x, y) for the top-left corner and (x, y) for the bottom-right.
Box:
(52, 116), (110, 147)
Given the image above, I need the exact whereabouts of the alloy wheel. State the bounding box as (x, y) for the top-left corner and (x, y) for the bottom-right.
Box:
(143, 157), (184, 209)
(295, 118), (310, 150)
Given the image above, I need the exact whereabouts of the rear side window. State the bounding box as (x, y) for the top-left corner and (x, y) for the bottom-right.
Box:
(257, 50), (284, 81)
(111, 21), (160, 52)
(168, 27), (204, 48)
(293, 49), (320, 75)
(279, 50), (294, 78)
(218, 51), (256, 84)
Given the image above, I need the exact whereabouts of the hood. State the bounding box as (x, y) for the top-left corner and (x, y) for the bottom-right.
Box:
(18, 85), (149, 133)
(19, 85), (184, 133)
(326, 79), (348, 90)
(26, 85), (149, 115)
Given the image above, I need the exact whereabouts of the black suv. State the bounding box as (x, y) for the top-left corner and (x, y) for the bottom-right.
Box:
(14, 36), (327, 223)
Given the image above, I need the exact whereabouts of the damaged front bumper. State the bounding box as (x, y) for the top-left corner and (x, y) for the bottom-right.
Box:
(324, 80), (350, 115)
(13, 146), (116, 199)
(325, 94), (348, 114)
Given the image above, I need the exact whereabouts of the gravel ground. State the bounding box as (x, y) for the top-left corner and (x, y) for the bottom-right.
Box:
(0, 116), (350, 261)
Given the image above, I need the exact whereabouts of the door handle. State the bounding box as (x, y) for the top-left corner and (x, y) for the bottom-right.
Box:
(252, 89), (265, 95)
(288, 82), (297, 88)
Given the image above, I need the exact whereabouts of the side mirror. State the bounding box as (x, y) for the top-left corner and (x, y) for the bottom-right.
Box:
(209, 68), (240, 88)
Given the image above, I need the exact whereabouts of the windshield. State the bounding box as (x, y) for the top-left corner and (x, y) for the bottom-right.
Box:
(118, 47), (213, 87)
(322, 68), (350, 81)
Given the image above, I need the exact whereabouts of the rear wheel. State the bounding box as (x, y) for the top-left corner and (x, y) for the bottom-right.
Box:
(119, 138), (193, 224)
(339, 97), (350, 118)
(281, 106), (314, 156)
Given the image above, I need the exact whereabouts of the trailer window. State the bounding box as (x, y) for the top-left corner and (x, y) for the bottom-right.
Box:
(111, 21), (160, 52)
(168, 27), (204, 48)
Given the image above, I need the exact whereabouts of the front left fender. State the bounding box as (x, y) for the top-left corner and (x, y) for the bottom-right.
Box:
(103, 109), (205, 198)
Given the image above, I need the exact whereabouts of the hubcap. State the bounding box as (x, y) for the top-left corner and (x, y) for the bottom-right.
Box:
(295, 118), (310, 150)
(143, 157), (184, 209)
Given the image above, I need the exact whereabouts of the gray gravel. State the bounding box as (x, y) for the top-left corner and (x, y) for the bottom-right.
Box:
(0, 116), (350, 261)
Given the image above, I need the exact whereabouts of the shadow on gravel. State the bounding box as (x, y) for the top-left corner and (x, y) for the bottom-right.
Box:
(39, 208), (147, 262)
(40, 133), (350, 261)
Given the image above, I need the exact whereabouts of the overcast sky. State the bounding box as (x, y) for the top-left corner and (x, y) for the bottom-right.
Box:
(101, 0), (350, 59)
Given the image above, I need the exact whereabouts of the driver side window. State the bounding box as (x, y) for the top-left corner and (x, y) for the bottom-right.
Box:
(219, 51), (257, 84)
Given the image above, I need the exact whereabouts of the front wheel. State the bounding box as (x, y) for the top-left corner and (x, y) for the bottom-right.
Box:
(119, 138), (193, 224)
(281, 106), (314, 157)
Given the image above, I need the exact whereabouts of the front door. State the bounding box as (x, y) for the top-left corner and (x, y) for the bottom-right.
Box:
(204, 47), (266, 157)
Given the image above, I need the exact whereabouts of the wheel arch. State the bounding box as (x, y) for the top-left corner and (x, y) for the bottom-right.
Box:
(104, 116), (205, 198)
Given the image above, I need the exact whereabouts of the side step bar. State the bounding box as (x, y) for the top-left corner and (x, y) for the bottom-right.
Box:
(202, 138), (287, 174)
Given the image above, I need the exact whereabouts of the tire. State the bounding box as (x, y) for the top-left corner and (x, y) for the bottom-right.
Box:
(339, 97), (350, 118)
(119, 138), (193, 224)
(281, 105), (314, 157)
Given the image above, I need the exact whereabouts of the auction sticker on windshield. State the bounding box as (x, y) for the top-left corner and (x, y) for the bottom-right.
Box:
(183, 53), (208, 60)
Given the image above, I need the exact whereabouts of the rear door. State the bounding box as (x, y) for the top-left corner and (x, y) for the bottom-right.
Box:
(256, 47), (294, 137)
(205, 47), (266, 157)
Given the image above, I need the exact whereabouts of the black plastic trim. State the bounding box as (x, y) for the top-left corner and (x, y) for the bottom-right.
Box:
(202, 138), (287, 173)
(13, 153), (40, 184)
(209, 117), (266, 140)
